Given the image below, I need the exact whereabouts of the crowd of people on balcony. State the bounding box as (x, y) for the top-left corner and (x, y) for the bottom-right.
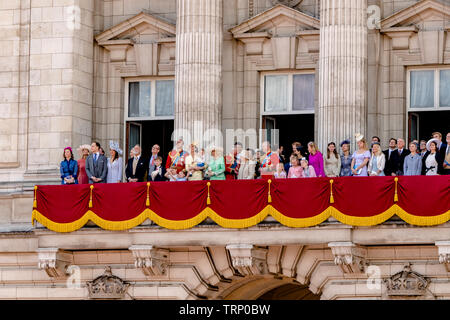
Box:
(59, 131), (450, 184)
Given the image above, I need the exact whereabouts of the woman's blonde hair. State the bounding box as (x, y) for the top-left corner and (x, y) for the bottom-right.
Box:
(371, 143), (382, 156)
(358, 138), (368, 151)
(307, 141), (318, 153)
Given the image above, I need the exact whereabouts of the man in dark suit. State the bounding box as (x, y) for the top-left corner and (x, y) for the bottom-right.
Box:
(396, 138), (410, 176)
(147, 144), (161, 181)
(383, 138), (400, 176)
(126, 145), (148, 182)
(85, 141), (108, 183)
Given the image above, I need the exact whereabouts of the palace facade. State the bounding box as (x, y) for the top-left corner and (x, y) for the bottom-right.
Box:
(0, 0), (449, 300)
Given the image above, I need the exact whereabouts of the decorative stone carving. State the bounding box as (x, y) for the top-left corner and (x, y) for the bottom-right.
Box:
(37, 248), (73, 278)
(226, 244), (268, 276)
(129, 245), (169, 276)
(328, 242), (367, 274)
(435, 241), (450, 272)
(270, 0), (302, 7)
(384, 264), (429, 296)
(87, 267), (130, 299)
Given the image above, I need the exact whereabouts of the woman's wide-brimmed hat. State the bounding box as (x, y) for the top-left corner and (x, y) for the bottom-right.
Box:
(426, 138), (440, 152)
(355, 133), (364, 142)
(77, 144), (91, 155)
(109, 140), (123, 156)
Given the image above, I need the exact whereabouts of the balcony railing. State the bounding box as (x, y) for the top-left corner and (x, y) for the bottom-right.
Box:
(31, 176), (450, 233)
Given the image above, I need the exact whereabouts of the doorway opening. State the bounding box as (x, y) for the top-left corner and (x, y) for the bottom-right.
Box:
(408, 111), (450, 142)
(126, 120), (174, 162)
(262, 114), (315, 155)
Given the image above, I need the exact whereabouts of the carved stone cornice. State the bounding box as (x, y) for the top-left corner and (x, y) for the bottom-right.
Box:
(37, 248), (73, 278)
(381, 26), (418, 50)
(129, 245), (169, 276)
(87, 267), (129, 299)
(384, 264), (429, 297)
(328, 242), (367, 274)
(226, 244), (268, 276)
(435, 241), (450, 272)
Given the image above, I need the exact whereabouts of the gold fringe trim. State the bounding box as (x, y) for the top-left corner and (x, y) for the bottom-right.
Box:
(331, 206), (396, 227)
(270, 206), (332, 228)
(396, 206), (450, 226)
(31, 205), (450, 232)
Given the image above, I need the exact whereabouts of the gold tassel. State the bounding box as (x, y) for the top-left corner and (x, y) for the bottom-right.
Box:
(146, 182), (150, 207)
(268, 179), (272, 203)
(89, 185), (94, 208)
(329, 179), (335, 204)
(33, 186), (37, 209)
(207, 182), (211, 205)
(394, 177), (399, 202)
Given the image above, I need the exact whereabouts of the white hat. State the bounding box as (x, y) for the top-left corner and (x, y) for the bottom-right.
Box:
(355, 133), (364, 142)
(109, 140), (123, 156)
(77, 144), (91, 155)
(426, 138), (440, 152)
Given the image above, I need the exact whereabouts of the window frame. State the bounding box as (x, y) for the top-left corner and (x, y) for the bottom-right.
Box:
(124, 76), (175, 121)
(260, 71), (316, 116)
(407, 66), (450, 112)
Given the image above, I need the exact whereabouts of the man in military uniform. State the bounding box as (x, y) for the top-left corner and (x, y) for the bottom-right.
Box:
(224, 142), (242, 180)
(165, 138), (189, 174)
(259, 141), (280, 178)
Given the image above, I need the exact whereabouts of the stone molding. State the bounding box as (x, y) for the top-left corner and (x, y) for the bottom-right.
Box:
(37, 248), (73, 278)
(226, 244), (268, 276)
(435, 241), (450, 272)
(129, 245), (169, 276)
(328, 242), (367, 274)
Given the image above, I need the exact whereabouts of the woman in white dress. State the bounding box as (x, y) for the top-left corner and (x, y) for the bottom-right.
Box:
(422, 139), (443, 176)
(106, 140), (123, 183)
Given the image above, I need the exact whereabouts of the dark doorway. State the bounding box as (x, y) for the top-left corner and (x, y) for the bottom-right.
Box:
(126, 120), (174, 163)
(262, 114), (315, 156)
(408, 111), (450, 142)
(257, 283), (320, 300)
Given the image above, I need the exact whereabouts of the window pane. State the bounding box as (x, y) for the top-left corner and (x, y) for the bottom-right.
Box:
(264, 75), (288, 112)
(410, 71), (434, 108)
(156, 80), (175, 116)
(129, 124), (141, 153)
(293, 74), (315, 111)
(440, 70), (450, 107)
(128, 82), (151, 117)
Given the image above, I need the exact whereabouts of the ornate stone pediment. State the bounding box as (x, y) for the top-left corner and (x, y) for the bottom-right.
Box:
(381, 0), (450, 65)
(95, 12), (176, 75)
(381, 0), (450, 29)
(231, 5), (319, 69)
(230, 4), (319, 37)
(95, 11), (175, 44)
(384, 264), (430, 297)
(87, 267), (130, 300)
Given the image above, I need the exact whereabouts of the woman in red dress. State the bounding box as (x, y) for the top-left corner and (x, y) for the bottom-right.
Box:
(77, 144), (90, 184)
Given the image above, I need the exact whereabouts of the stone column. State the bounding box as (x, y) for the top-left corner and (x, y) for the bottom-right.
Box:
(318, 0), (368, 151)
(175, 0), (223, 149)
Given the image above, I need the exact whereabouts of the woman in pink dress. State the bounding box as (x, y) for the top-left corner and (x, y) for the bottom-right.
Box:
(307, 142), (325, 177)
(77, 144), (90, 184)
